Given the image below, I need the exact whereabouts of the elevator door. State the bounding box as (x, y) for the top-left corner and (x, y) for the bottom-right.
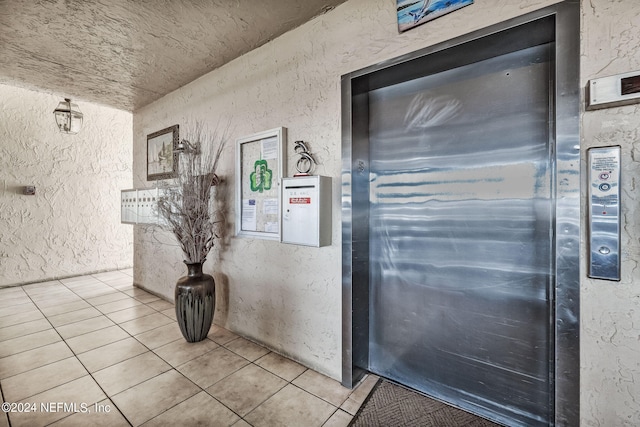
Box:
(368, 43), (553, 427)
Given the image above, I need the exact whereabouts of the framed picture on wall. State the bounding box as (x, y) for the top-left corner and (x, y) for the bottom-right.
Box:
(397, 0), (474, 33)
(235, 127), (287, 241)
(147, 125), (179, 181)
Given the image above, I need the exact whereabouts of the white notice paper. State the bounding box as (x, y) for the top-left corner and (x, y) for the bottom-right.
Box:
(263, 198), (279, 215)
(262, 137), (278, 160)
(242, 199), (257, 231)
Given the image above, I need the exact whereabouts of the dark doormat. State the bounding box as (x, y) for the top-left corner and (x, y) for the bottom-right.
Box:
(350, 379), (503, 427)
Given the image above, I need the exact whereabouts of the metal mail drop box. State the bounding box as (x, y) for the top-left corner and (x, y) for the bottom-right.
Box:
(282, 175), (331, 247)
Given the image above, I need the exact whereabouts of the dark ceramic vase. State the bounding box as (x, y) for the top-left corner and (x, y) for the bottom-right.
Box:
(175, 262), (215, 342)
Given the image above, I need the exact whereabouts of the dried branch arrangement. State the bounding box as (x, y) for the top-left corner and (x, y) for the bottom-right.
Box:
(157, 123), (227, 264)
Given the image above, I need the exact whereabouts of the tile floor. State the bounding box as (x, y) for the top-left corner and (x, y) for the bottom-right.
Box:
(0, 269), (378, 427)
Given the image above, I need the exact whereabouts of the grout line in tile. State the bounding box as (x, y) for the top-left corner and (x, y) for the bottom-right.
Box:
(57, 322), (121, 342)
(3, 357), (92, 402)
(321, 408), (341, 427)
(0, 324), (54, 345)
(201, 379), (264, 423)
(286, 379), (348, 411)
(0, 380), (8, 427)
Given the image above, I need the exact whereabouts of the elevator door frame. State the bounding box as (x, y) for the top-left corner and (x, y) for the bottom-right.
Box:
(341, 2), (580, 426)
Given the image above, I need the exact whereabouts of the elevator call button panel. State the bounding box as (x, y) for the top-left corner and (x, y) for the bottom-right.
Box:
(588, 146), (621, 281)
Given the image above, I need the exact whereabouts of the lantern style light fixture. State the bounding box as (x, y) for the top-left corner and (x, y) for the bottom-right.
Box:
(53, 98), (83, 134)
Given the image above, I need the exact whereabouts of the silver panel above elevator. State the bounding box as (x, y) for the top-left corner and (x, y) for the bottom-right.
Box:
(342, 2), (580, 426)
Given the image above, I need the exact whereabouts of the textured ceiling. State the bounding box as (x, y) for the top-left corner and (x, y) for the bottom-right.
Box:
(0, 0), (347, 111)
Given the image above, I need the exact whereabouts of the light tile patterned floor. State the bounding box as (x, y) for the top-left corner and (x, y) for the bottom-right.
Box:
(0, 270), (378, 427)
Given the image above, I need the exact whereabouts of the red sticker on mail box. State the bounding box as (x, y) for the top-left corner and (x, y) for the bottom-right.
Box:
(290, 197), (311, 204)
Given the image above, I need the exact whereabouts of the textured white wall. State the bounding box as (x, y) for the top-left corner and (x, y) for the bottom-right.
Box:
(580, 2), (640, 426)
(132, 0), (640, 425)
(0, 85), (133, 286)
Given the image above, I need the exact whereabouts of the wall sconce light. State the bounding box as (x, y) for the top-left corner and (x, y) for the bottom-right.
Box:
(173, 139), (200, 154)
(53, 98), (83, 134)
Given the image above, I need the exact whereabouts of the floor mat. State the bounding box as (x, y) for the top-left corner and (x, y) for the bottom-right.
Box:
(350, 379), (503, 427)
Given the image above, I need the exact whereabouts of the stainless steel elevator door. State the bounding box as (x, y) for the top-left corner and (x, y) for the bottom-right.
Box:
(368, 43), (553, 427)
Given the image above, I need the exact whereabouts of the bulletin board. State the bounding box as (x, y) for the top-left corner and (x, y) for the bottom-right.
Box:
(235, 127), (287, 240)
